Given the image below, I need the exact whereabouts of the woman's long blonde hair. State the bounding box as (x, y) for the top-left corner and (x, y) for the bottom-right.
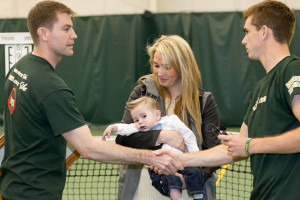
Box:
(140, 35), (203, 139)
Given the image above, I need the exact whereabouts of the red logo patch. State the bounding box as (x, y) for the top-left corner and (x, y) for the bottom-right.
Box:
(8, 88), (16, 115)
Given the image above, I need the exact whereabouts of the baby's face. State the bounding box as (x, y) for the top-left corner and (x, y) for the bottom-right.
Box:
(131, 104), (161, 132)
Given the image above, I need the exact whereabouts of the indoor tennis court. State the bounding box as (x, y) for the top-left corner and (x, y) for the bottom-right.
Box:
(1, 1), (300, 200)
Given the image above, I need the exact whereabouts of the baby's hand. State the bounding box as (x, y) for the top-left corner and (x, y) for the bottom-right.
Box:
(102, 125), (117, 140)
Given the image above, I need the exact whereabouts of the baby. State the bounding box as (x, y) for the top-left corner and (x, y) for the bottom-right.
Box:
(103, 96), (204, 200)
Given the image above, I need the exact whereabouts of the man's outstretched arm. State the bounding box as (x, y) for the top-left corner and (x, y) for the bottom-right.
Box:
(63, 125), (183, 175)
(179, 123), (249, 167)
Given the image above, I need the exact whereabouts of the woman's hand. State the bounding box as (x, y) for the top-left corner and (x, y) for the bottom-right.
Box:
(157, 130), (185, 152)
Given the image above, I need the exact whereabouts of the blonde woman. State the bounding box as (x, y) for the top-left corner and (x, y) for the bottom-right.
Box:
(116, 35), (220, 200)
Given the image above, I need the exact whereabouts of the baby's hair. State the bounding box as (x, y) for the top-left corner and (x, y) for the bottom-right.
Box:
(126, 96), (160, 113)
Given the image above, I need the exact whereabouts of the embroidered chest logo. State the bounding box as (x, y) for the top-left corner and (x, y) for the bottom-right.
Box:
(8, 88), (16, 115)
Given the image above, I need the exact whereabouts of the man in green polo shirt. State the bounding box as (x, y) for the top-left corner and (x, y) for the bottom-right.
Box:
(179, 1), (300, 200)
(0, 1), (182, 200)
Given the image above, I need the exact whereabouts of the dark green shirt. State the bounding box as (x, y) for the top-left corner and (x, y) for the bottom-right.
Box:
(1, 54), (86, 200)
(244, 55), (300, 200)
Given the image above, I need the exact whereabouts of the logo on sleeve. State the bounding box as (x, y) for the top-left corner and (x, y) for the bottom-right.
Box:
(8, 88), (16, 115)
(286, 76), (300, 95)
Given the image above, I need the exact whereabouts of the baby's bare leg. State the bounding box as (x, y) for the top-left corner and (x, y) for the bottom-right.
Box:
(170, 189), (182, 200)
(174, 172), (186, 189)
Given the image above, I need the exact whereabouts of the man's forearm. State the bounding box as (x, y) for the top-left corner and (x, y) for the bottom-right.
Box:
(82, 139), (152, 164)
(81, 139), (181, 175)
(64, 125), (153, 165)
(63, 125), (180, 174)
(249, 127), (300, 155)
(180, 144), (242, 167)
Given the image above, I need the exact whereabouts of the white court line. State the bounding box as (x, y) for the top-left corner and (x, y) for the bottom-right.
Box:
(229, 131), (239, 135)
(94, 136), (116, 142)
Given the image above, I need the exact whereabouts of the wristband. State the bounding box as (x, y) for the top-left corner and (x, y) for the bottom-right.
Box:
(245, 138), (253, 156)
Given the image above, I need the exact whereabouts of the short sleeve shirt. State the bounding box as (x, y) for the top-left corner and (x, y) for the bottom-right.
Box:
(243, 55), (300, 200)
(0, 54), (86, 200)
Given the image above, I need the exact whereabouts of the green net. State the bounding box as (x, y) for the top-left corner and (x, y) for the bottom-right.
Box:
(216, 159), (253, 200)
(63, 158), (119, 200)
(63, 157), (253, 200)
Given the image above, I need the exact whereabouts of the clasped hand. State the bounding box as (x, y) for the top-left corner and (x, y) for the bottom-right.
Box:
(218, 134), (249, 157)
(150, 149), (183, 175)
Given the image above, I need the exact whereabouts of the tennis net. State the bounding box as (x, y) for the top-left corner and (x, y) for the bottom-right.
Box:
(63, 158), (119, 200)
(63, 154), (253, 200)
(216, 159), (253, 200)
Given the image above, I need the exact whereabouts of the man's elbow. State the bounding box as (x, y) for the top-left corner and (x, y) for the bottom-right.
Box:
(77, 146), (95, 160)
(80, 151), (93, 160)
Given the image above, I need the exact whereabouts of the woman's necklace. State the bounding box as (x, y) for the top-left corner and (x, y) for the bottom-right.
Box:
(171, 97), (176, 106)
(166, 95), (180, 115)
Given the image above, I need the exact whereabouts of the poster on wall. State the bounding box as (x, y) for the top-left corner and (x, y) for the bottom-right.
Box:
(0, 32), (33, 76)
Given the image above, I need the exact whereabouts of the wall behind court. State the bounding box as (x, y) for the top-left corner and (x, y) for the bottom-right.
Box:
(1, 0), (300, 18)
(0, 11), (300, 127)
